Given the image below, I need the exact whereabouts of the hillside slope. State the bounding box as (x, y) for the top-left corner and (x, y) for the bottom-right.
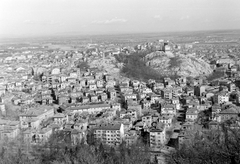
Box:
(145, 52), (213, 77)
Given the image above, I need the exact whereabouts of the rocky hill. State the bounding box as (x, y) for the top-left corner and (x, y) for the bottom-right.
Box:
(145, 51), (213, 77)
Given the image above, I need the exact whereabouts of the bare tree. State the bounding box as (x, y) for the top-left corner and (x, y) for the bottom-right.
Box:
(165, 121), (240, 164)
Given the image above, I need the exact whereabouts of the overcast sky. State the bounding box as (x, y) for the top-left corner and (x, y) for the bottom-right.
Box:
(1, 0), (240, 37)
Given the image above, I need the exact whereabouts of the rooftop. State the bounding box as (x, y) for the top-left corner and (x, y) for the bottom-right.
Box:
(94, 123), (122, 130)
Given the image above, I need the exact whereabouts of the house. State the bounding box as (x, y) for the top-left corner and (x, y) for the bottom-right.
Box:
(95, 88), (105, 95)
(81, 96), (90, 104)
(74, 120), (88, 131)
(175, 77), (187, 86)
(186, 108), (198, 121)
(93, 123), (124, 146)
(150, 94), (161, 104)
(111, 103), (121, 111)
(120, 80), (130, 88)
(127, 101), (142, 117)
(108, 88), (117, 100)
(141, 100), (151, 110)
(58, 95), (70, 105)
(122, 121), (132, 132)
(124, 130), (138, 146)
(161, 89), (172, 100)
(90, 94), (99, 103)
(171, 97), (179, 104)
(53, 129), (84, 145)
(131, 80), (140, 87)
(35, 128), (53, 144)
(94, 72), (103, 80)
(67, 78), (77, 84)
(96, 80), (104, 88)
(51, 67), (61, 75)
(218, 107), (240, 122)
(0, 101), (5, 114)
(161, 104), (176, 115)
(185, 87), (194, 96)
(181, 121), (194, 131)
(89, 84), (97, 91)
(124, 93), (137, 102)
(211, 104), (221, 120)
(104, 74), (114, 81)
(172, 86), (182, 97)
(0, 120), (20, 140)
(208, 121), (220, 130)
(0, 88), (6, 96)
(153, 83), (164, 91)
(141, 88), (152, 94)
(159, 115), (172, 129)
(105, 80), (116, 88)
(134, 122), (143, 131)
(178, 130), (192, 148)
(182, 96), (194, 105)
(52, 113), (68, 125)
(79, 79), (87, 87)
(70, 129), (85, 145)
(138, 92), (147, 100)
(22, 129), (35, 143)
(42, 95), (53, 105)
(100, 93), (108, 102)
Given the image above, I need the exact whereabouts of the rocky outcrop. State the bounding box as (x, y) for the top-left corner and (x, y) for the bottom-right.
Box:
(145, 52), (213, 77)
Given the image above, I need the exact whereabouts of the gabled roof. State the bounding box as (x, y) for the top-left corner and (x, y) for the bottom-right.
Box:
(52, 113), (65, 118)
(220, 107), (240, 114)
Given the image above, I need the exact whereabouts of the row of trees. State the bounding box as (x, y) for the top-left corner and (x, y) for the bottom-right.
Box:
(0, 131), (153, 164)
(1, 121), (240, 163)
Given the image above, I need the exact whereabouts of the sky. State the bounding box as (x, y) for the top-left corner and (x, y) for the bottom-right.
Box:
(1, 0), (240, 37)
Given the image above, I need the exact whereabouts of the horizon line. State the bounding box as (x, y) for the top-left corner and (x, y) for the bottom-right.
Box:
(1, 28), (240, 40)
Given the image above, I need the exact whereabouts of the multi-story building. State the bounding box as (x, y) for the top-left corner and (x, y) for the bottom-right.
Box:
(93, 123), (124, 146)
(159, 115), (172, 128)
(161, 89), (172, 100)
(194, 85), (205, 97)
(149, 123), (166, 151)
(142, 114), (153, 128)
(120, 109), (137, 121)
(19, 106), (54, 129)
(68, 103), (111, 114)
(213, 91), (229, 104)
